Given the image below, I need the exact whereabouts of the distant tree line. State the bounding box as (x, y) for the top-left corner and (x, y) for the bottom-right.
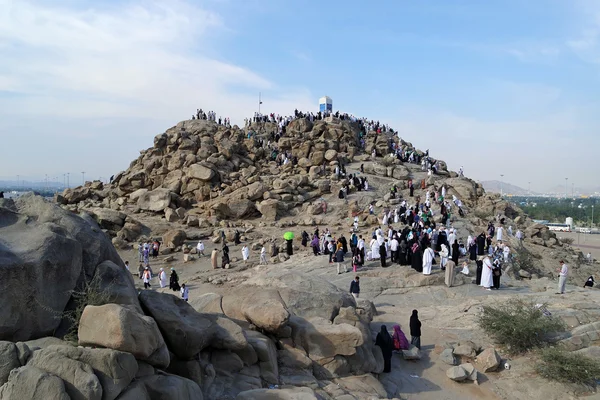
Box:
(509, 196), (597, 227)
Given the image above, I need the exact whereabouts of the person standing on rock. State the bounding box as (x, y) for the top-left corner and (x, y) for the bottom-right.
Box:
(375, 325), (394, 373)
(496, 225), (504, 242)
(409, 310), (422, 349)
(180, 283), (189, 301)
(159, 268), (167, 288)
(476, 232), (486, 256)
(286, 239), (293, 256)
(242, 245), (250, 264)
(556, 261), (568, 294)
(211, 249), (219, 270)
(234, 230), (241, 246)
(196, 240), (205, 256)
(142, 267), (152, 289)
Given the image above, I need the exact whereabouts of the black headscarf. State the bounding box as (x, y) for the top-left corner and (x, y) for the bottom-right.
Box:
(375, 325), (393, 351)
(410, 309), (421, 337)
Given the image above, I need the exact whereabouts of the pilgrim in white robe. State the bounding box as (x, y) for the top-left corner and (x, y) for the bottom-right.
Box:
(370, 239), (380, 260)
(159, 268), (167, 288)
(422, 247), (435, 275)
(242, 246), (250, 261)
(480, 257), (494, 289)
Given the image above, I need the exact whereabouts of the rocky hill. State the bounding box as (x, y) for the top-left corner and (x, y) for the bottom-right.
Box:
(2, 114), (596, 399)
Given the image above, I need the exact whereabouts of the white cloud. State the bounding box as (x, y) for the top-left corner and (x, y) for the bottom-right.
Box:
(0, 0), (314, 123)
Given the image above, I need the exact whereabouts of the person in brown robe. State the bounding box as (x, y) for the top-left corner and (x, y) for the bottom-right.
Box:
(445, 260), (456, 287)
(211, 248), (219, 269)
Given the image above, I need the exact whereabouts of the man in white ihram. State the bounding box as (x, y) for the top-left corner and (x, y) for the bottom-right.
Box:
(556, 260), (568, 295)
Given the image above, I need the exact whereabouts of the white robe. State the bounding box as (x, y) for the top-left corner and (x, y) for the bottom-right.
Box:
(382, 214), (388, 225)
(422, 248), (435, 275)
(496, 227), (504, 241)
(242, 247), (250, 261)
(480, 257), (494, 288)
(159, 271), (167, 288)
(370, 239), (380, 260)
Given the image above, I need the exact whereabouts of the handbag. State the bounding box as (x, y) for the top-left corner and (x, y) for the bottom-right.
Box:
(493, 268), (501, 277)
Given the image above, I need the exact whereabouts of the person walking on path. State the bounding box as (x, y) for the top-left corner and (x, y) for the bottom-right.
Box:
(375, 325), (394, 373)
(409, 310), (422, 349)
(557, 260), (568, 294)
(169, 268), (180, 291)
(180, 283), (189, 301)
(158, 268), (167, 288)
(260, 245), (268, 264)
(241, 245), (250, 264)
(350, 276), (360, 299)
(211, 248), (219, 269)
(196, 240), (205, 256)
(142, 267), (152, 289)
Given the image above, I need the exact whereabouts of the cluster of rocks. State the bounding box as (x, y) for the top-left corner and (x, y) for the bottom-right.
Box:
(55, 118), (451, 232)
(0, 194), (399, 399)
(440, 342), (502, 385)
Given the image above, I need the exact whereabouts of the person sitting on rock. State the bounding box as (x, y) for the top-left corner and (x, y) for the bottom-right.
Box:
(584, 276), (595, 288)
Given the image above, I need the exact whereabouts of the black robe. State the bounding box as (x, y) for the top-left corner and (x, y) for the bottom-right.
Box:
(411, 248), (423, 272)
(286, 239), (293, 256)
(452, 243), (460, 264)
(475, 260), (483, 285)
(379, 244), (387, 268)
(375, 327), (394, 373)
(476, 235), (486, 256)
(469, 244), (477, 261)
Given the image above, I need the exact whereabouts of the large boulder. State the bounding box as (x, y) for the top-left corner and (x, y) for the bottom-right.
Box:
(242, 271), (355, 321)
(137, 188), (172, 212)
(27, 348), (103, 400)
(0, 194), (123, 341)
(236, 387), (318, 400)
(0, 366), (70, 400)
(162, 229), (187, 248)
(88, 208), (126, 231)
(92, 261), (142, 314)
(289, 316), (364, 360)
(78, 304), (169, 368)
(256, 199), (281, 221)
(135, 372), (203, 400)
(246, 331), (279, 385)
(41, 345), (138, 400)
(221, 288), (290, 332)
(139, 291), (247, 359)
(187, 164), (215, 182)
(0, 342), (23, 386)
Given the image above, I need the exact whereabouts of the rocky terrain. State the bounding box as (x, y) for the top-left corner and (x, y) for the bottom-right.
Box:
(1, 116), (598, 400)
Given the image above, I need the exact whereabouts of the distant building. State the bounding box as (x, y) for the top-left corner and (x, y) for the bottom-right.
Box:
(319, 96), (332, 113)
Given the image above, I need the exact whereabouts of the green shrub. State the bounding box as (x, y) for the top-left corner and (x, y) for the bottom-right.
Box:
(478, 299), (565, 355)
(536, 347), (600, 388)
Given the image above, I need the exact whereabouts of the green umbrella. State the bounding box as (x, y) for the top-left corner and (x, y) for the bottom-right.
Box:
(283, 231), (295, 240)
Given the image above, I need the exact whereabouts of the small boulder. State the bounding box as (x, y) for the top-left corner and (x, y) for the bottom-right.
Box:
(476, 348), (501, 372)
(402, 345), (421, 360)
(453, 341), (477, 358)
(440, 348), (457, 365)
(446, 366), (468, 382)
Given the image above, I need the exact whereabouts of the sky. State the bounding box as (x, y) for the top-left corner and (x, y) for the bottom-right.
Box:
(0, 0), (599, 193)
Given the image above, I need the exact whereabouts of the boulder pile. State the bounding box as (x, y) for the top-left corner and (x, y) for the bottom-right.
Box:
(0, 195), (393, 399)
(55, 118), (451, 236)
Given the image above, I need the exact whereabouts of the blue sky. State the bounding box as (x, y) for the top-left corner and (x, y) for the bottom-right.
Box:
(0, 0), (599, 192)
